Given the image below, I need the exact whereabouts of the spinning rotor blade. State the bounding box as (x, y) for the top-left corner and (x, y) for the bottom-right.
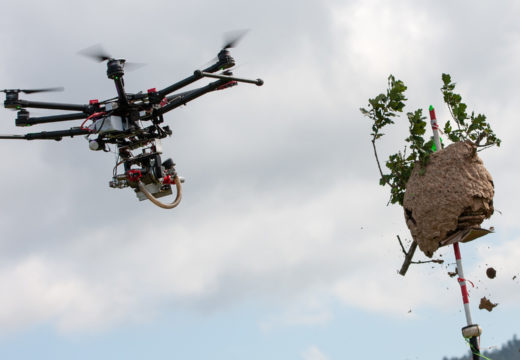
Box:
(1, 87), (64, 94)
(124, 62), (147, 71)
(200, 30), (250, 69)
(78, 44), (146, 70)
(0, 134), (25, 140)
(20, 87), (64, 94)
(78, 43), (112, 62)
(222, 29), (249, 49)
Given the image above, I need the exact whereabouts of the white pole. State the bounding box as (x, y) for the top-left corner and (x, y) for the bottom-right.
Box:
(429, 105), (481, 359)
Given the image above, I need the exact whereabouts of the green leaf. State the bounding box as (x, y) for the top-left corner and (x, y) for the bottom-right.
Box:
(444, 120), (452, 134)
(442, 73), (451, 85)
(363, 73), (501, 208)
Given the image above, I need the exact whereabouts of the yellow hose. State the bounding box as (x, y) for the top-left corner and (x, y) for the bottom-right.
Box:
(137, 176), (182, 209)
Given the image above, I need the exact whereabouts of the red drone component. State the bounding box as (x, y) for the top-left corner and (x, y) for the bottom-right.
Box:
(89, 99), (99, 105)
(126, 169), (142, 182)
(217, 80), (238, 90)
(162, 175), (175, 185)
(80, 111), (107, 131)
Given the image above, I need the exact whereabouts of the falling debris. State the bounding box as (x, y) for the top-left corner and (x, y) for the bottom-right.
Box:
(403, 141), (494, 257)
(479, 297), (498, 312)
(513, 275), (517, 281)
(448, 269), (458, 278)
(486, 267), (497, 279)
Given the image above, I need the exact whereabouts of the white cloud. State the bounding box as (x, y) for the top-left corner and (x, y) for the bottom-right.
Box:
(1, 0), (520, 344)
(0, 177), (460, 333)
(0, 255), (144, 334)
(302, 345), (329, 360)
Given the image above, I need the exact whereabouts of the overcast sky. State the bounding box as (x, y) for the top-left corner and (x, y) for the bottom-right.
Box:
(1, 1), (519, 359)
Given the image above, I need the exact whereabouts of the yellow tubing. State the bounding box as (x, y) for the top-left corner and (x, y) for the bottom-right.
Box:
(137, 176), (182, 209)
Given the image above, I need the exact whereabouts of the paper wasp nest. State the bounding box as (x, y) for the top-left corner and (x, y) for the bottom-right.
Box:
(403, 141), (494, 257)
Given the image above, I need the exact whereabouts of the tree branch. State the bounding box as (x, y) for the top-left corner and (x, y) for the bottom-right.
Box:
(411, 259), (444, 265)
(371, 136), (386, 183)
(474, 130), (488, 147)
(397, 235), (444, 276)
(398, 235), (417, 276)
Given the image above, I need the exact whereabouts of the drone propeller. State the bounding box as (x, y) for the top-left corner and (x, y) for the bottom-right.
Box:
(78, 44), (113, 62)
(78, 44), (146, 70)
(1, 87), (64, 94)
(222, 29), (249, 50)
(200, 30), (250, 70)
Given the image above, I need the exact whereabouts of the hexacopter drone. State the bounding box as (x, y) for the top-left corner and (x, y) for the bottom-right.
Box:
(0, 34), (263, 209)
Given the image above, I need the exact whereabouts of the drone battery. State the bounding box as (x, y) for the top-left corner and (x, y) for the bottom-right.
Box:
(90, 115), (126, 134)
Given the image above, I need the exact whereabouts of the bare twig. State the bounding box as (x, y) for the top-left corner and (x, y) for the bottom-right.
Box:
(397, 234), (407, 255)
(397, 235), (443, 276)
(474, 131), (488, 147)
(446, 103), (462, 133)
(371, 137), (387, 184)
(398, 235), (417, 276)
(412, 259), (444, 265)
(371, 135), (400, 203)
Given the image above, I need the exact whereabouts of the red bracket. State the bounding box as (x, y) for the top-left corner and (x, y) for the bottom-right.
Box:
(127, 169), (142, 182)
(162, 175), (175, 185)
(217, 81), (238, 90)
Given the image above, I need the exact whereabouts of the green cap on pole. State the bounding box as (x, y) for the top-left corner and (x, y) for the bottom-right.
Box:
(429, 105), (436, 120)
(429, 104), (441, 151)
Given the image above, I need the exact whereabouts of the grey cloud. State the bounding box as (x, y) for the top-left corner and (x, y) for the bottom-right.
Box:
(1, 0), (519, 334)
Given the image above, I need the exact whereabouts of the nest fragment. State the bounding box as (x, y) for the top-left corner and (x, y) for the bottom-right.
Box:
(403, 141), (494, 257)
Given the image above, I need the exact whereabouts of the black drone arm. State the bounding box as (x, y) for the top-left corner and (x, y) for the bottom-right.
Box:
(156, 71), (205, 99)
(16, 112), (87, 127)
(0, 127), (90, 141)
(156, 51), (236, 99)
(157, 78), (234, 115)
(6, 99), (90, 112)
(156, 72), (263, 116)
(195, 71), (263, 86)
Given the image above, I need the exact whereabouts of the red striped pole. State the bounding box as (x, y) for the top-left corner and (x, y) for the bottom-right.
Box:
(453, 242), (473, 325)
(429, 106), (481, 359)
(429, 105), (442, 151)
(429, 105), (474, 325)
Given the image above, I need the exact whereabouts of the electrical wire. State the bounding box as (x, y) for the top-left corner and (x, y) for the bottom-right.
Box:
(80, 111), (107, 131)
